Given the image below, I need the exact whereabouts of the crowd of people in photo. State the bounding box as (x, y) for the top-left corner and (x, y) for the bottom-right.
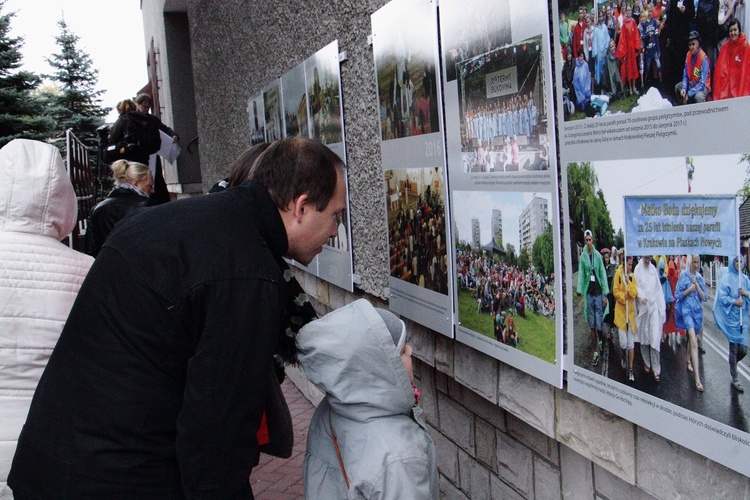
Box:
(380, 59), (440, 141)
(578, 229), (750, 394)
(388, 185), (449, 295)
(456, 251), (556, 347)
(561, 0), (750, 118)
(460, 91), (550, 172)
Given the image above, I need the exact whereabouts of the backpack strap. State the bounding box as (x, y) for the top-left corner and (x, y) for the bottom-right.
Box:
(328, 411), (350, 489)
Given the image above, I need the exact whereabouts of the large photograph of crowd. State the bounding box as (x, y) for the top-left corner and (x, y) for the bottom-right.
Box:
(558, 0), (750, 120)
(386, 168), (449, 295)
(453, 191), (556, 364)
(373, 0), (441, 141)
(457, 36), (550, 173)
(305, 42), (343, 145)
(281, 63), (309, 139)
(567, 153), (750, 433)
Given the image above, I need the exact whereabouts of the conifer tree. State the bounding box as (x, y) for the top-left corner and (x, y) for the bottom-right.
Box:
(0, 1), (54, 146)
(44, 17), (108, 152)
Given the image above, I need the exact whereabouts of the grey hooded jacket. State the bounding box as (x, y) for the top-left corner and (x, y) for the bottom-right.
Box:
(297, 299), (438, 499)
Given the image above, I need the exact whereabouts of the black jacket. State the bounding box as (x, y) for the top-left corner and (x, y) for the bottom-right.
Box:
(9, 182), (289, 498)
(88, 186), (150, 257)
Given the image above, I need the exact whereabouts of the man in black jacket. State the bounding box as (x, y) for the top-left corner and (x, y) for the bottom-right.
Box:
(8, 137), (347, 498)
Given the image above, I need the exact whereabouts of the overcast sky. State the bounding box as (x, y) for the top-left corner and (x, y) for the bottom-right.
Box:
(5, 0), (147, 123)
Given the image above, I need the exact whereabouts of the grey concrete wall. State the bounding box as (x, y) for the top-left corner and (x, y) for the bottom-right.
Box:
(186, 0), (390, 296)
(142, 1), (750, 497)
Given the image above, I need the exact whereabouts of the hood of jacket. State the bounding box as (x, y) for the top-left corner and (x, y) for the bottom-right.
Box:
(296, 299), (414, 422)
(0, 139), (77, 239)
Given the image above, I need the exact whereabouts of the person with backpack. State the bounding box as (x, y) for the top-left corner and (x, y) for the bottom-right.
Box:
(107, 99), (164, 164)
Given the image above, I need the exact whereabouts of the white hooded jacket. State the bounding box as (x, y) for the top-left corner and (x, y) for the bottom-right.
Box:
(297, 299), (438, 499)
(0, 139), (93, 497)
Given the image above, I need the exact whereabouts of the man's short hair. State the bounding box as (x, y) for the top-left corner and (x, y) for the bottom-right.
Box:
(249, 137), (345, 212)
(135, 93), (153, 105)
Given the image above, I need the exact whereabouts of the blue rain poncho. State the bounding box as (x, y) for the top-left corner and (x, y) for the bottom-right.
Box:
(675, 265), (708, 331)
(713, 255), (750, 345)
(573, 57), (591, 109)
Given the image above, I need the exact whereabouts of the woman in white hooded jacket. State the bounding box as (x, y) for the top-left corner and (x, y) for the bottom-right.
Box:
(0, 139), (93, 497)
(297, 299), (438, 499)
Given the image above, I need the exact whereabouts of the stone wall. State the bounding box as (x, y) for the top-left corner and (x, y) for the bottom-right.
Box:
(290, 272), (750, 498)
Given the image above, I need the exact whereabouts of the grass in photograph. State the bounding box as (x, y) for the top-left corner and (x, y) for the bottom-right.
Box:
(458, 289), (556, 364)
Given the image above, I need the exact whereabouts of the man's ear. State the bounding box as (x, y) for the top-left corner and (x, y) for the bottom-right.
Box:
(291, 194), (310, 223)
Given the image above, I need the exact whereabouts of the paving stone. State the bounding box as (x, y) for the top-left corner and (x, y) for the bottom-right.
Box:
(458, 448), (492, 499)
(410, 320), (436, 367)
(440, 475), (469, 499)
(534, 455), (562, 500)
(454, 342), (498, 403)
(438, 392), (476, 455)
(498, 363), (555, 437)
(490, 474), (525, 500)
(475, 417), (498, 473)
(507, 413), (559, 466)
(435, 334), (455, 378)
(429, 424), (459, 483)
(496, 430), (533, 496)
(636, 428), (750, 499)
(560, 444), (594, 500)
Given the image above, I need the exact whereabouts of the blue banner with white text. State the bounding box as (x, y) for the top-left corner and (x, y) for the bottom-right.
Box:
(624, 195), (738, 257)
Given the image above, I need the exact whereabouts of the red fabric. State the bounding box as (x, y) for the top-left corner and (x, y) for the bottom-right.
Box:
(617, 17), (642, 83)
(256, 410), (270, 446)
(572, 21), (587, 58)
(652, 5), (662, 18)
(714, 34), (750, 100)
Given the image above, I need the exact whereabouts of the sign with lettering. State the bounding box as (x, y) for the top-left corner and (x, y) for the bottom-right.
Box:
(485, 66), (518, 98)
(624, 195), (738, 256)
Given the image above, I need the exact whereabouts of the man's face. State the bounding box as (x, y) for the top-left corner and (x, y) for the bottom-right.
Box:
(689, 39), (700, 55)
(138, 100), (151, 113)
(730, 24), (740, 41)
(642, 256), (651, 267)
(585, 234), (593, 250)
(289, 171), (347, 265)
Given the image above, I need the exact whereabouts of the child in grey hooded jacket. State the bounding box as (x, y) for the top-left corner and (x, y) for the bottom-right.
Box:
(297, 299), (438, 499)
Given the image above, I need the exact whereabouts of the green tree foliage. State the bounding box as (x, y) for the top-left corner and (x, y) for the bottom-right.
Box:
(505, 243), (517, 267)
(518, 246), (530, 273)
(44, 18), (108, 153)
(0, 1), (53, 146)
(614, 228), (625, 250)
(566, 162), (616, 264)
(739, 154), (750, 200)
(532, 223), (554, 277)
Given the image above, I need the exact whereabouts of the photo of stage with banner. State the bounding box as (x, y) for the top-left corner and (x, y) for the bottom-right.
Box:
(439, 0), (563, 387)
(372, 0), (453, 337)
(565, 153), (750, 476)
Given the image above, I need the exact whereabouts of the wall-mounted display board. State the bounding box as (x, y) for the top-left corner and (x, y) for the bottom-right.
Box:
(439, 0), (563, 387)
(263, 80), (283, 143)
(246, 91), (266, 146)
(555, 0), (750, 476)
(279, 62), (319, 278)
(372, 0), (453, 337)
(302, 41), (353, 291)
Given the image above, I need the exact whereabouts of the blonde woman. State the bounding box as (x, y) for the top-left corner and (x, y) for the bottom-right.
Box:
(614, 251), (638, 382)
(88, 159), (153, 256)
